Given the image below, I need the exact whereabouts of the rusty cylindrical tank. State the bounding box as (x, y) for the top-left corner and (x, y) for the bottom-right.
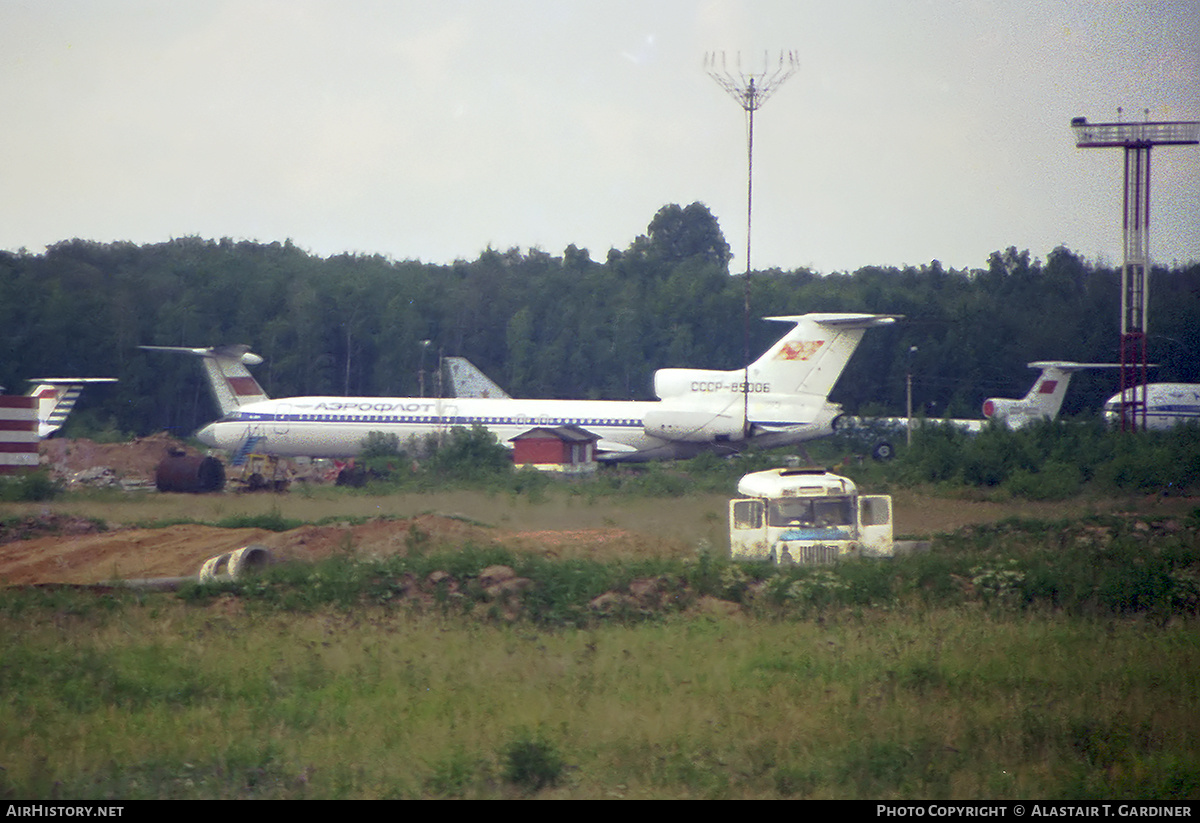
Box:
(155, 454), (225, 493)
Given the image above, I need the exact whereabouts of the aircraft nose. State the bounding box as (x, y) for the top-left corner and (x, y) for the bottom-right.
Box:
(195, 423), (220, 448)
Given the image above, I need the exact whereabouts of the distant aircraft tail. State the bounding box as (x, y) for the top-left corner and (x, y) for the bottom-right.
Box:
(140, 345), (268, 416)
(443, 356), (512, 399)
(982, 361), (1122, 427)
(24, 378), (118, 438)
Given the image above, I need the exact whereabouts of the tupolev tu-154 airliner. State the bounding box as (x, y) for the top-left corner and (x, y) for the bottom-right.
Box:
(143, 313), (898, 462)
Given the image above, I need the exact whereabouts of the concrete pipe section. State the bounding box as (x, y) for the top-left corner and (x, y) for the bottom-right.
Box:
(112, 545), (273, 591)
(198, 545), (273, 583)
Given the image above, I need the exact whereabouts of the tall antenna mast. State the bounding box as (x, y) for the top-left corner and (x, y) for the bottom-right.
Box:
(705, 50), (799, 439)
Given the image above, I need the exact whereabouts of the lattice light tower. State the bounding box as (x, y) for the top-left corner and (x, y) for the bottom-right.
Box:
(1072, 112), (1200, 431)
(706, 50), (799, 436)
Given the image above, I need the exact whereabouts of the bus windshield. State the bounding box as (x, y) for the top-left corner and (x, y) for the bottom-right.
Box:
(767, 496), (854, 528)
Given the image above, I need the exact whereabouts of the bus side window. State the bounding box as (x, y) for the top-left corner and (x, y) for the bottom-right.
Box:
(732, 500), (764, 530)
(861, 497), (891, 526)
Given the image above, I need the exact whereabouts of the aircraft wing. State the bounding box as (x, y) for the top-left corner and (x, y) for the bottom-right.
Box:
(751, 423), (816, 434)
(595, 439), (639, 454)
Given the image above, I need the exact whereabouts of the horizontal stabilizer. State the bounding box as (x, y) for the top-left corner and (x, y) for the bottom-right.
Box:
(1026, 361), (1125, 372)
(764, 313), (901, 329)
(140, 344), (268, 415)
(139, 344), (263, 366)
(26, 378), (120, 384)
(24, 378), (119, 438)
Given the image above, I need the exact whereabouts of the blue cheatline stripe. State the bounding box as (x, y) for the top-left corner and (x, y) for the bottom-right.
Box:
(225, 412), (809, 429)
(1147, 406), (1200, 416)
(228, 412), (646, 429)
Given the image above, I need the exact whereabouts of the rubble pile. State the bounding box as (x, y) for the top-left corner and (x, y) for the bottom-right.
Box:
(39, 433), (204, 490)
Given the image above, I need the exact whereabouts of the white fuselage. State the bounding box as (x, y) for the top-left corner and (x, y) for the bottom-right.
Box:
(195, 394), (843, 462)
(1104, 384), (1200, 430)
(186, 313), (897, 462)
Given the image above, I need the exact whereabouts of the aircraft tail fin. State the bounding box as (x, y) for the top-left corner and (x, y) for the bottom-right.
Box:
(443, 356), (512, 399)
(983, 361), (1122, 426)
(140, 345), (268, 416)
(749, 313), (900, 401)
(24, 378), (118, 438)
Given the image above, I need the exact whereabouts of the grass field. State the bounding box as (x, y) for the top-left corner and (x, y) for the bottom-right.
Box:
(2, 484), (1198, 799)
(2, 593), (1196, 799)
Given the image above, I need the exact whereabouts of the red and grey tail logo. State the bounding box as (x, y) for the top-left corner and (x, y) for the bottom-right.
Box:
(776, 340), (825, 361)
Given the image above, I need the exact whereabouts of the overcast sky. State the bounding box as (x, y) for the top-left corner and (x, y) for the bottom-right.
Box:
(2, 0), (1197, 274)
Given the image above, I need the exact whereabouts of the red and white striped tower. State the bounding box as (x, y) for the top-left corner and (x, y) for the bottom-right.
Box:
(1072, 113), (1199, 431)
(0, 395), (38, 474)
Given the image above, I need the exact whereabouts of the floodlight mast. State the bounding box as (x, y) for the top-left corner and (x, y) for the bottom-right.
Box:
(1071, 111), (1199, 431)
(706, 50), (799, 437)
(705, 50), (799, 279)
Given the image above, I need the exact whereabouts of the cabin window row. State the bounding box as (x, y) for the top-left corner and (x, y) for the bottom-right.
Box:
(233, 414), (637, 427)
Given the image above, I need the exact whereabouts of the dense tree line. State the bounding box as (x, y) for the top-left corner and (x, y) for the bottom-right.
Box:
(1, 202), (1197, 439)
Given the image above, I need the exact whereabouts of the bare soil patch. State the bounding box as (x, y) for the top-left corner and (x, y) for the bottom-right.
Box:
(2, 437), (1194, 586)
(38, 432), (200, 487)
(0, 515), (691, 586)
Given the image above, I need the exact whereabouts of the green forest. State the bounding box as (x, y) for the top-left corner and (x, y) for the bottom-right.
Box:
(2, 202), (1198, 440)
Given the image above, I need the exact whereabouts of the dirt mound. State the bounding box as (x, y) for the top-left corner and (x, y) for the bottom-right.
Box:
(1, 524), (277, 585)
(0, 514), (658, 586)
(39, 433), (202, 487)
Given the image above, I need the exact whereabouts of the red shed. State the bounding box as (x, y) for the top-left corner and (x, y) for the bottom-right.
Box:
(509, 426), (599, 474)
